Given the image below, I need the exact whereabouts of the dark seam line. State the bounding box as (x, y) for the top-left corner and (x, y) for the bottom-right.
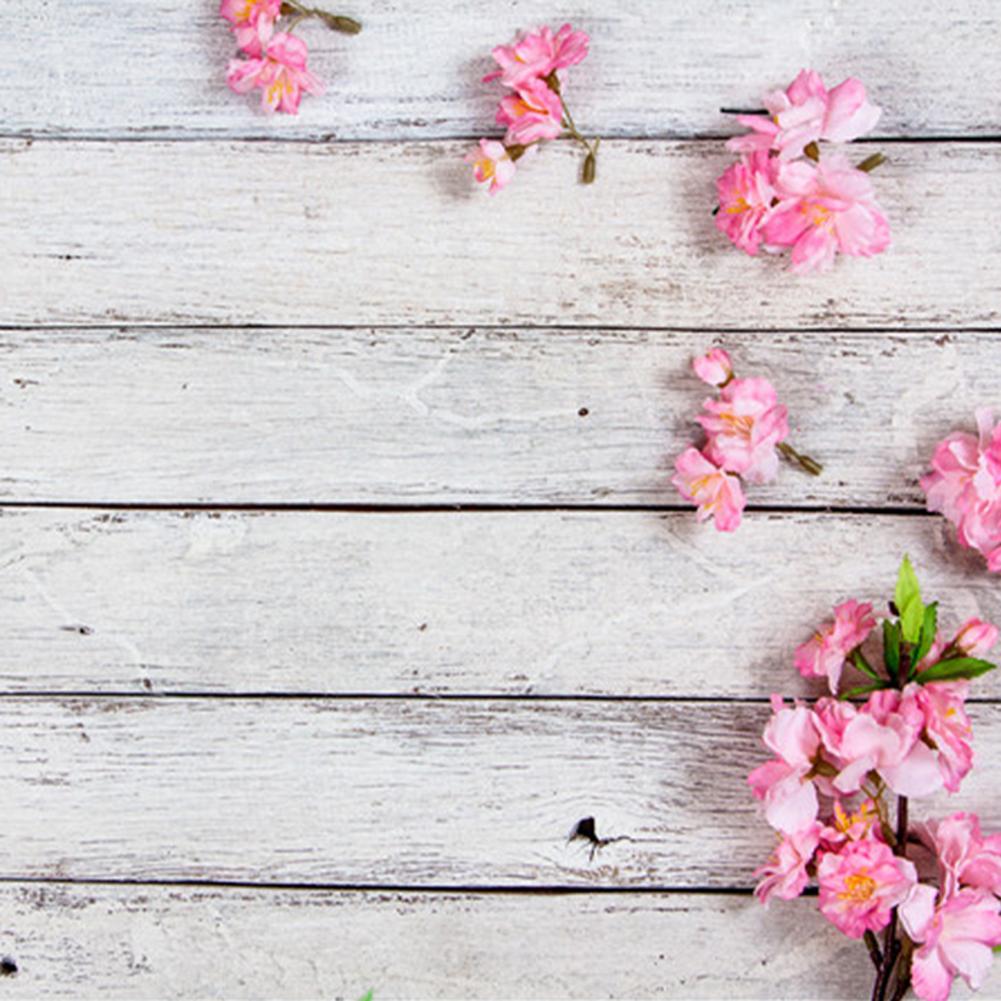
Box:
(2, 133), (1000, 145)
(0, 874), (759, 895)
(0, 502), (929, 515)
(1, 323), (999, 334)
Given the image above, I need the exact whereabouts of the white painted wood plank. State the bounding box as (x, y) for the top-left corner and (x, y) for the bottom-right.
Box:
(3, 510), (997, 698)
(0, 327), (995, 506)
(3, 1), (999, 140)
(3, 140), (999, 329)
(2, 883), (994, 1000)
(3, 697), (1001, 887)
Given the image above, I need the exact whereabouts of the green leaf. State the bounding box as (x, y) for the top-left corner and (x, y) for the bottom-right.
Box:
(840, 681), (892, 701)
(911, 602), (939, 673)
(850, 648), (880, 681)
(895, 555), (924, 644)
(358, 992), (374, 1001)
(916, 657), (997, 684)
(882, 620), (900, 675)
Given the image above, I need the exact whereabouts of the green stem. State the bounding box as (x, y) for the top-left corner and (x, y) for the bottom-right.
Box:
(777, 441), (823, 477)
(857, 153), (886, 173)
(280, 1), (362, 33)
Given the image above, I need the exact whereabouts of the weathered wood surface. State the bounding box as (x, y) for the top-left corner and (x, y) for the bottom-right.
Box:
(3, 697), (1001, 888)
(5, 1), (999, 141)
(2, 509), (997, 697)
(4, 141), (1000, 329)
(1, 328), (997, 507)
(2, 883), (994, 1000)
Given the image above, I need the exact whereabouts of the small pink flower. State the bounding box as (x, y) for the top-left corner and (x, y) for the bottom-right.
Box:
(220, 0), (282, 56)
(905, 682), (973, 794)
(728, 69), (881, 161)
(817, 838), (917, 938)
(747, 696), (821, 834)
(671, 448), (746, 533)
(952, 618), (999, 658)
(696, 377), (789, 485)
(227, 32), (325, 115)
(919, 813), (1001, 899)
(901, 886), (1001, 1001)
(754, 822), (822, 904)
(692, 348), (733, 387)
(715, 151), (779, 255)
(496, 79), (564, 145)
(465, 140), (517, 194)
(794, 599), (876, 693)
(921, 409), (1001, 572)
(484, 24), (589, 88)
(762, 155), (891, 274)
(820, 798), (882, 850)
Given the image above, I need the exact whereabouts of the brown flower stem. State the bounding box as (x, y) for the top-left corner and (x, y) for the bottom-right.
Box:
(863, 930), (884, 970)
(777, 441), (823, 477)
(857, 153), (886, 173)
(544, 72), (599, 183)
(280, 1), (362, 33)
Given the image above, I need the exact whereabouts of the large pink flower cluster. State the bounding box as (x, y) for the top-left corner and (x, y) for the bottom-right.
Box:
(221, 0), (360, 115)
(716, 70), (890, 273)
(673, 349), (820, 533)
(921, 409), (1001, 573)
(466, 25), (596, 194)
(750, 559), (1001, 1001)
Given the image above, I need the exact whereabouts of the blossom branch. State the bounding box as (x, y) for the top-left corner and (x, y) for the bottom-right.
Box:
(279, 0), (362, 33)
(777, 441), (823, 477)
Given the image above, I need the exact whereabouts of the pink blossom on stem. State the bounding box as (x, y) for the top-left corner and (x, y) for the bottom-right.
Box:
(762, 155), (891, 274)
(901, 886), (1001, 1001)
(465, 140), (518, 194)
(794, 599), (876, 694)
(671, 448), (746, 533)
(754, 822), (822, 904)
(220, 0), (282, 56)
(952, 618), (1000, 658)
(484, 24), (589, 88)
(747, 696), (821, 834)
(727, 69), (881, 161)
(696, 377), (789, 485)
(496, 79), (563, 144)
(692, 348), (733, 388)
(904, 682), (974, 794)
(817, 837), (917, 938)
(921, 409), (1001, 573)
(820, 798), (882, 850)
(714, 151), (780, 255)
(227, 32), (325, 115)
(919, 812), (1001, 899)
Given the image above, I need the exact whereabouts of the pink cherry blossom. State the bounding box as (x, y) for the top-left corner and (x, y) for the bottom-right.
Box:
(227, 32), (325, 115)
(762, 155), (891, 274)
(465, 140), (518, 195)
(696, 377), (789, 485)
(220, 0), (281, 56)
(820, 798), (882, 850)
(921, 409), (1001, 572)
(671, 448), (746, 533)
(794, 599), (876, 693)
(727, 69), (881, 161)
(748, 696), (821, 834)
(901, 886), (1001, 1001)
(905, 682), (973, 793)
(817, 837), (917, 938)
(496, 79), (564, 145)
(919, 813), (1001, 899)
(952, 618), (999, 658)
(484, 24), (589, 88)
(754, 823), (822, 904)
(692, 348), (733, 388)
(714, 151), (779, 255)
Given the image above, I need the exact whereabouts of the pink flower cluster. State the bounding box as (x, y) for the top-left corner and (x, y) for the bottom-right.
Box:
(672, 349), (820, 533)
(922, 409), (1001, 573)
(222, 0), (360, 115)
(750, 559), (1001, 1001)
(467, 25), (596, 194)
(716, 70), (890, 273)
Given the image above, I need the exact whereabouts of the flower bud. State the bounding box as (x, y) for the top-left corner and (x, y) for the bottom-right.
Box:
(692, 348), (734, 387)
(952, 617), (999, 657)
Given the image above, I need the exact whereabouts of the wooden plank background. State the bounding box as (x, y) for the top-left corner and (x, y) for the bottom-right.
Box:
(2, 1), (1000, 997)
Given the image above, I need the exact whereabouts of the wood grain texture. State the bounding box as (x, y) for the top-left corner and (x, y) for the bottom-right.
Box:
(3, 140), (1000, 329)
(2, 883), (995, 1000)
(3, 697), (1001, 888)
(1, 327), (998, 506)
(4, 1), (1000, 140)
(3, 509), (999, 697)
